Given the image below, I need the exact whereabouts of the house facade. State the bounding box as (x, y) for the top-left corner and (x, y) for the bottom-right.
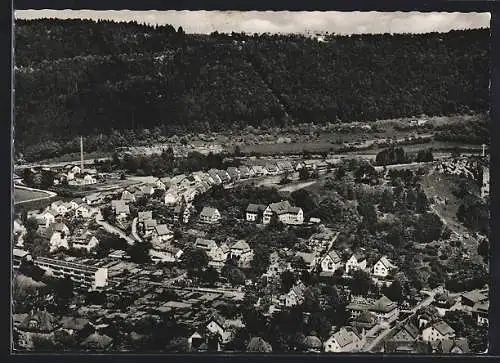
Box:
(422, 321), (456, 342)
(262, 201), (304, 225)
(345, 253), (367, 274)
(199, 207), (221, 224)
(320, 250), (343, 273)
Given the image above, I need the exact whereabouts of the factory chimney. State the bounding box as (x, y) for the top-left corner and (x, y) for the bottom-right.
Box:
(80, 136), (84, 174)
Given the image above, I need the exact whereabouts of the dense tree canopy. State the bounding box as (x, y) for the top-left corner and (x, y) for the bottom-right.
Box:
(14, 19), (489, 160)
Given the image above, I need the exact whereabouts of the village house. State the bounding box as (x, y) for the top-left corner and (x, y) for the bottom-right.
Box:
(372, 256), (396, 278)
(50, 201), (72, 216)
(72, 233), (99, 252)
(121, 190), (136, 203)
(152, 224), (173, 242)
(84, 193), (103, 206)
(140, 184), (155, 195)
(432, 338), (471, 354)
(13, 220), (27, 247)
(206, 314), (234, 345)
(150, 246), (183, 263)
(82, 174), (97, 185)
(230, 240), (254, 268)
(422, 321), (456, 342)
(461, 289), (488, 308)
(324, 327), (363, 353)
(264, 162), (280, 175)
(294, 251), (317, 271)
(207, 170), (223, 185)
(138, 211), (153, 222)
(156, 177), (169, 190)
(226, 167), (241, 181)
(208, 243), (230, 268)
(199, 207), (222, 224)
(276, 160), (294, 172)
(115, 203), (131, 219)
(391, 322), (420, 342)
(370, 295), (400, 322)
(262, 201), (304, 225)
(245, 204), (267, 222)
(472, 301), (489, 326)
(345, 252), (368, 274)
(16, 310), (59, 350)
(238, 165), (252, 179)
(320, 250), (343, 274)
(36, 210), (57, 228)
(81, 332), (114, 351)
(76, 203), (95, 219)
(164, 190), (179, 205)
(46, 222), (71, 252)
(284, 281), (307, 307)
(143, 219), (158, 233)
(173, 203), (191, 224)
(251, 165), (268, 176)
(194, 238), (218, 253)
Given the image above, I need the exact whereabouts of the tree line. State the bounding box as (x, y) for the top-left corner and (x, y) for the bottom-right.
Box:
(14, 19), (489, 159)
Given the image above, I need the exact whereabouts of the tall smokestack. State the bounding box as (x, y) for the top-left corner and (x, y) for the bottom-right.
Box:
(482, 144), (486, 157)
(80, 136), (84, 173)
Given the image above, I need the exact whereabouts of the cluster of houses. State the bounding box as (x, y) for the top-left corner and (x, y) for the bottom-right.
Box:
(51, 164), (99, 186)
(245, 200), (304, 225)
(194, 238), (254, 269)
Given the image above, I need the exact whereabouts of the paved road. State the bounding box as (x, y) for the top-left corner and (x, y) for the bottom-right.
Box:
(363, 288), (441, 352)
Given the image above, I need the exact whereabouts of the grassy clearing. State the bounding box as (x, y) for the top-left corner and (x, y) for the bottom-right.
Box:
(14, 187), (52, 203)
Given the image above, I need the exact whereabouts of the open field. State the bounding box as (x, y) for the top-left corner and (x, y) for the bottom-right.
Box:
(14, 187), (54, 204)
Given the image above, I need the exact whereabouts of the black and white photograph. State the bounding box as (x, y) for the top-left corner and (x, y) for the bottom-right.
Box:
(11, 9), (491, 354)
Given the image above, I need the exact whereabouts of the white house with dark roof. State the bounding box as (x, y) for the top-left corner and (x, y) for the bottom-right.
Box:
(324, 327), (363, 352)
(422, 321), (456, 342)
(114, 203), (130, 219)
(152, 224), (173, 242)
(84, 193), (103, 206)
(320, 250), (343, 273)
(199, 207), (221, 224)
(121, 190), (136, 203)
(262, 200), (303, 225)
(372, 256), (396, 278)
(345, 252), (367, 274)
(245, 204), (267, 222)
(72, 233), (99, 252)
(227, 167), (241, 181)
(284, 281), (307, 307)
(37, 210), (57, 227)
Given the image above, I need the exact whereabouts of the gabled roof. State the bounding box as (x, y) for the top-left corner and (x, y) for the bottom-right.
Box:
(438, 338), (470, 354)
(115, 204), (130, 215)
(331, 327), (361, 348)
(350, 251), (367, 262)
(377, 256), (396, 269)
(200, 207), (220, 218)
(268, 200), (292, 215)
(462, 290), (488, 304)
(395, 322), (420, 340)
(323, 250), (342, 264)
(246, 204), (267, 213)
(144, 219), (157, 229)
(231, 240), (251, 251)
(384, 340), (431, 354)
(371, 295), (397, 313)
(121, 190), (135, 200)
(289, 281), (307, 299)
(195, 238), (217, 250)
(155, 224), (172, 236)
(431, 321), (455, 336)
(138, 211), (153, 221)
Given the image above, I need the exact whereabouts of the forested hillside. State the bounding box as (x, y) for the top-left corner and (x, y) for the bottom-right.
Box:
(14, 19), (490, 160)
